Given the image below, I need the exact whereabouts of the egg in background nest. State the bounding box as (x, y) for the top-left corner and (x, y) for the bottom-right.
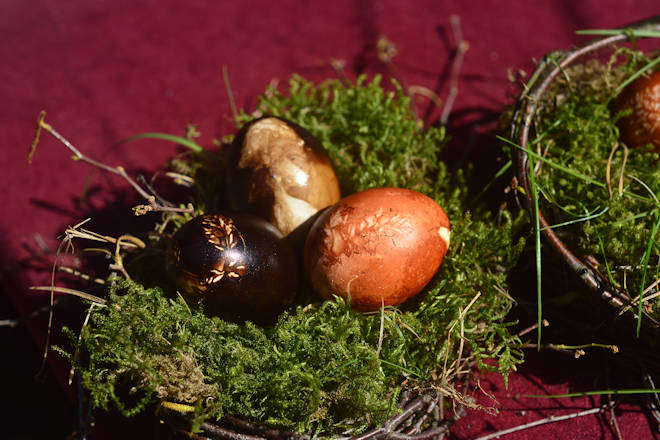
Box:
(304, 187), (450, 312)
(166, 213), (298, 324)
(228, 116), (341, 236)
(613, 70), (660, 152)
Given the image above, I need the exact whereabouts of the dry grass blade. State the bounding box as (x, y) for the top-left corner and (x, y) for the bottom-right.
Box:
(407, 86), (443, 110)
(376, 299), (385, 358)
(68, 303), (99, 385)
(605, 142), (619, 199)
(29, 286), (107, 306)
(441, 292), (481, 383)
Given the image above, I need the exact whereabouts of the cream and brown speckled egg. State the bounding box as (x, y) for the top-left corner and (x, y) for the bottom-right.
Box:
(303, 187), (450, 311)
(228, 116), (341, 236)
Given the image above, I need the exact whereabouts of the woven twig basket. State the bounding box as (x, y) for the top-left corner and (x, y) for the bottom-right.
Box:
(510, 15), (660, 342)
(161, 389), (463, 440)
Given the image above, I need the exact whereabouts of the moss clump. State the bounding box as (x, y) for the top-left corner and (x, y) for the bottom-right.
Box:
(61, 75), (524, 435)
(524, 50), (660, 321)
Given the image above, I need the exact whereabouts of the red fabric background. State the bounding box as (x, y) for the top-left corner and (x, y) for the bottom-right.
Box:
(2, 1), (659, 438)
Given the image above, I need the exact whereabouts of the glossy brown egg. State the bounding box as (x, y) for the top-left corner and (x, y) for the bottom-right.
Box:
(304, 187), (451, 312)
(228, 116), (341, 236)
(166, 213), (298, 324)
(613, 70), (660, 152)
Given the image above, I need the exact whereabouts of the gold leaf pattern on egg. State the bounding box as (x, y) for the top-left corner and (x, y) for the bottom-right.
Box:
(199, 215), (247, 286)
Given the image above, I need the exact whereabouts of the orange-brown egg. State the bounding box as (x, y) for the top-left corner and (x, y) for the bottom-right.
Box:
(303, 187), (450, 311)
(613, 70), (660, 152)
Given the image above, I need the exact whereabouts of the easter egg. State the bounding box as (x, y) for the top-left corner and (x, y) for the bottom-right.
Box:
(303, 187), (450, 311)
(228, 116), (341, 236)
(166, 213), (298, 323)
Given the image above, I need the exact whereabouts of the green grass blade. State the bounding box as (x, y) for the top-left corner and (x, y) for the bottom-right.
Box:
(527, 151), (543, 348)
(575, 29), (660, 38)
(469, 160), (511, 206)
(540, 206), (609, 231)
(613, 56), (660, 97)
(637, 211), (660, 336)
(499, 136), (606, 188)
(610, 209), (656, 226)
(119, 132), (205, 153)
(595, 228), (616, 286)
(498, 136), (653, 204)
(378, 359), (423, 379)
(526, 388), (660, 399)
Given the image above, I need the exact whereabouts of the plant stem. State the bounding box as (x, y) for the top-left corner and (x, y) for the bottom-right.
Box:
(474, 405), (610, 440)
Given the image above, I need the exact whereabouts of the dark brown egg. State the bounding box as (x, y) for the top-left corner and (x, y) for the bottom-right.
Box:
(166, 213), (298, 324)
(304, 187), (450, 312)
(227, 116), (341, 236)
(613, 70), (660, 152)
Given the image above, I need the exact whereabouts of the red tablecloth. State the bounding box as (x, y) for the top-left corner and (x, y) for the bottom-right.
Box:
(2, 1), (659, 438)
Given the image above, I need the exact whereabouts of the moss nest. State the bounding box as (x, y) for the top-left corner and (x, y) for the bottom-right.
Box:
(57, 75), (525, 435)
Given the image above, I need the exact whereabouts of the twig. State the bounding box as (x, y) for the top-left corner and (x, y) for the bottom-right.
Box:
(643, 373), (660, 429)
(407, 86), (443, 110)
(133, 199), (194, 216)
(606, 393), (623, 440)
(165, 171), (196, 187)
(58, 266), (106, 285)
(412, 398), (438, 433)
(522, 343), (582, 357)
(473, 404), (611, 440)
(618, 277), (660, 317)
(32, 233), (51, 254)
(439, 15), (469, 126)
(31, 112), (194, 216)
(37, 116), (150, 198)
(515, 319), (549, 338)
(329, 58), (351, 85)
(522, 342), (617, 357)
(376, 34), (421, 124)
(223, 65), (238, 121)
(137, 174), (174, 207)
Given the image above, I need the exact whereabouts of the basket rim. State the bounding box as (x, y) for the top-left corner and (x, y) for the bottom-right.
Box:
(510, 15), (660, 333)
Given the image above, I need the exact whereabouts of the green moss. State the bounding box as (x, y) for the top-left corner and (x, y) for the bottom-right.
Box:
(61, 75), (524, 435)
